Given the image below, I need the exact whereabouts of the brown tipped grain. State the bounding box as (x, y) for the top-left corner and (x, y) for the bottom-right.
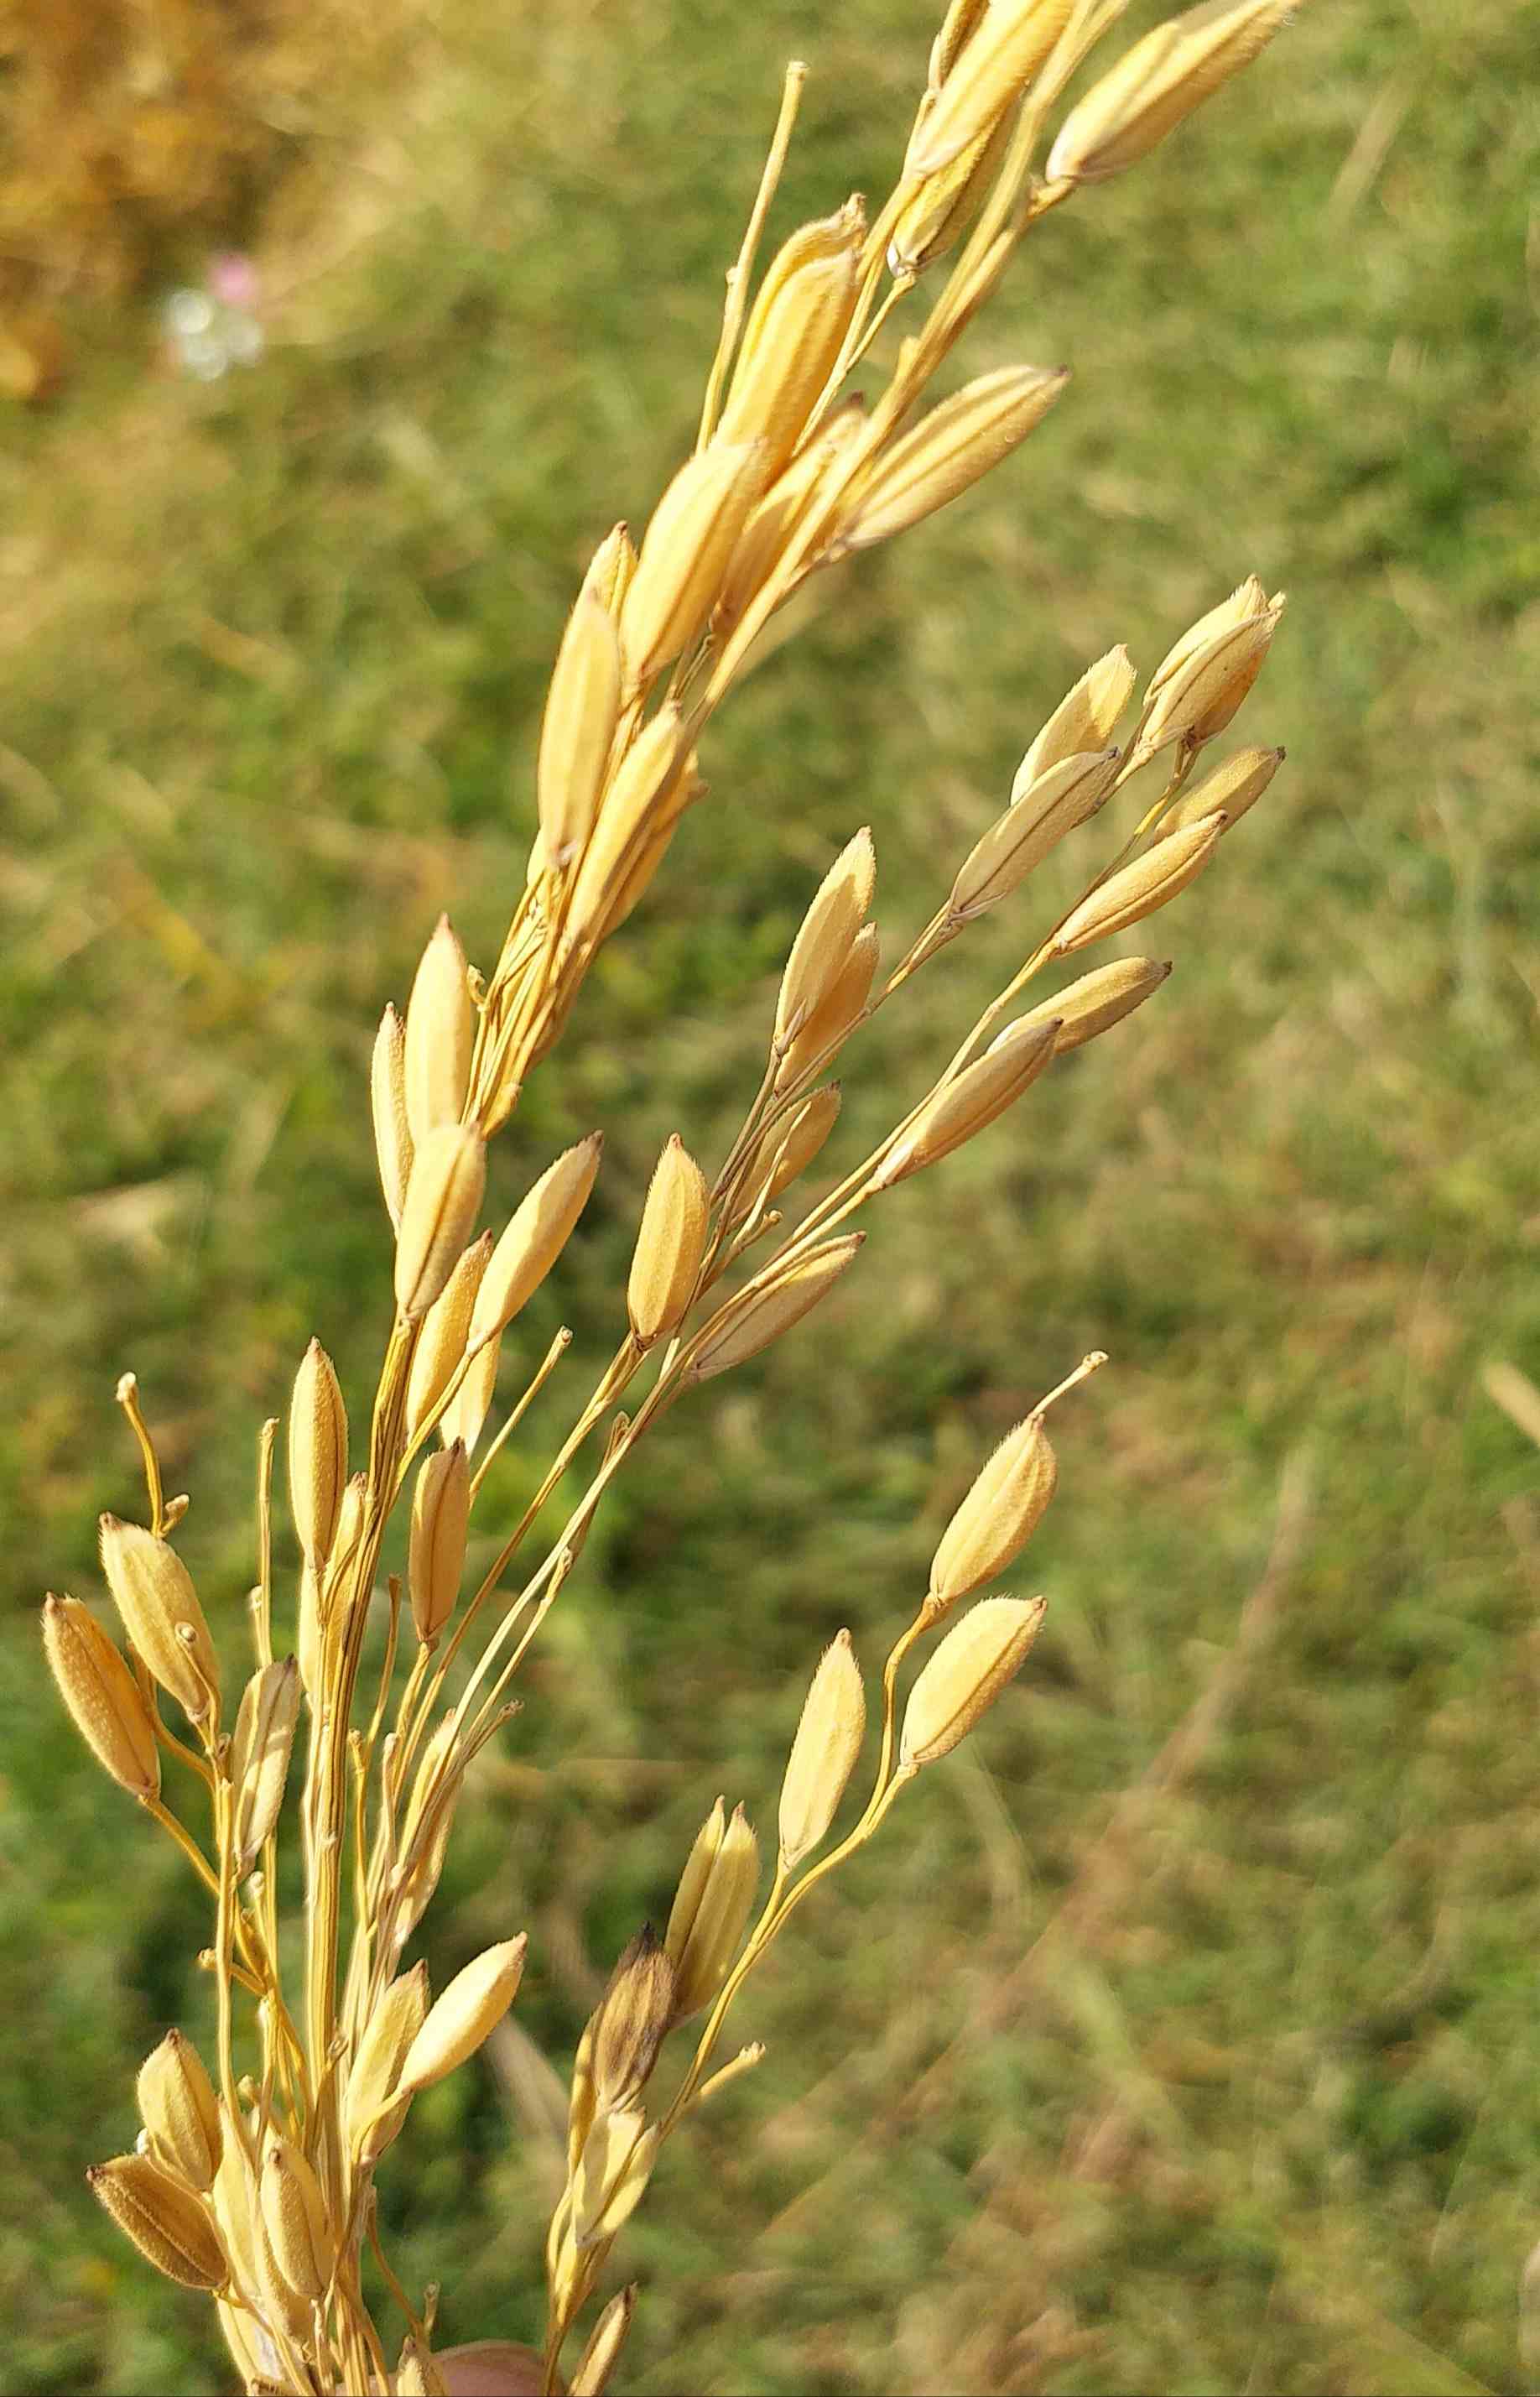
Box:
(873, 1018), (1058, 1190)
(371, 1003), (414, 1232)
(42, 1593), (160, 1799)
(259, 2134), (332, 2301)
(407, 1230), (492, 1441)
(98, 1515), (220, 1723)
(397, 1936), (528, 2099)
(88, 2152), (226, 2289)
(579, 521), (638, 617)
(889, 111), (1012, 279)
(408, 1442), (471, 1646)
(666, 1800), (760, 2019)
(403, 915), (475, 1144)
(899, 1595), (1048, 1769)
(951, 747), (1120, 920)
(717, 399), (867, 626)
(1047, 0), (1298, 186)
(470, 1133), (603, 1346)
(746, 1083), (843, 1211)
(394, 1123), (486, 1321)
(229, 1655), (301, 1874)
(590, 1927), (677, 2112)
(775, 827), (877, 1047)
(538, 591), (623, 870)
(137, 2030), (221, 2191)
(566, 706), (687, 946)
(1137, 599), (1283, 755)
(1165, 743), (1284, 833)
(1016, 955), (1172, 1054)
(573, 2108), (658, 2249)
(1051, 812), (1225, 956)
(619, 440), (767, 683)
(928, 1418), (1057, 1618)
(719, 201), (866, 475)
(627, 1134), (710, 1346)
(907, 0), (1076, 176)
(570, 2285), (637, 2397)
(346, 1962), (430, 2162)
(838, 366), (1069, 552)
(689, 1233), (864, 1383)
(777, 922), (877, 1089)
(288, 1337), (346, 1570)
(1017, 647), (1137, 788)
(778, 1629), (866, 1868)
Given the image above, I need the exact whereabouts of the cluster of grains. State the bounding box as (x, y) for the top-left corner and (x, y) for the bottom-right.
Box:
(44, 3), (1301, 2389)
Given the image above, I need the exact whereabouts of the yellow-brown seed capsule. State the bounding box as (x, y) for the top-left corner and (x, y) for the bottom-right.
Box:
(408, 1442), (471, 1646)
(209, 2102), (260, 2291)
(288, 1337), (347, 1571)
(229, 1654), (301, 1874)
(42, 1592), (160, 1799)
(396, 1936), (528, 2100)
(1050, 812), (1225, 956)
(665, 1800), (760, 2019)
(1046, 0), (1298, 186)
(775, 827), (877, 1047)
(907, 0), (1077, 176)
(1137, 601), (1283, 755)
(406, 1230), (492, 1441)
(1164, 743), (1284, 834)
(590, 1927), (677, 2113)
(573, 2107), (658, 2250)
(565, 706), (687, 951)
(346, 1962), (429, 2162)
(403, 914), (475, 1144)
(838, 366), (1069, 552)
(1015, 956), (1172, 1055)
(872, 1018), (1059, 1190)
(137, 2029), (221, 2191)
(627, 1135), (710, 1346)
(1016, 646), (1137, 788)
(469, 1133), (603, 1347)
(371, 1002), (414, 1232)
(259, 2134), (332, 2301)
(950, 748), (1120, 921)
(688, 1233), (864, 1383)
(619, 440), (767, 684)
(718, 201), (866, 475)
(570, 2285), (637, 2397)
(927, 1418), (1057, 1619)
(538, 591), (623, 870)
(98, 1515), (221, 1723)
(742, 1084), (843, 1215)
(579, 520), (638, 618)
(87, 2151), (226, 2290)
(778, 1630), (866, 1869)
(899, 1595), (1048, 1770)
(776, 923), (878, 1090)
(888, 109), (1012, 279)
(394, 1123), (487, 1321)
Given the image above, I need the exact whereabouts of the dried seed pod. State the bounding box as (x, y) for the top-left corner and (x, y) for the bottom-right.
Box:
(889, 108), (1012, 279)
(229, 1655), (301, 1873)
(438, 1324), (502, 1456)
(619, 439), (767, 684)
(570, 2285), (637, 2397)
(838, 366), (1069, 552)
(371, 1003), (413, 1232)
(137, 2030), (221, 2191)
(778, 1630), (866, 1869)
(566, 706), (687, 948)
(403, 915), (475, 1144)
(1137, 601), (1283, 755)
(1016, 647), (1137, 788)
(1014, 955), (1172, 1054)
(872, 1018), (1059, 1190)
(42, 1593), (160, 1799)
(1050, 811), (1225, 956)
(627, 1135), (710, 1347)
(742, 1084), (843, 1213)
(573, 2107), (658, 2249)
(579, 520), (638, 618)
(928, 1418), (1057, 1619)
(87, 2151), (226, 2290)
(288, 1337), (347, 1571)
(1145, 576), (1267, 701)
(688, 1233), (865, 1383)
(719, 200), (866, 475)
(406, 1230), (492, 1441)
(666, 1800), (760, 2019)
(209, 2103), (260, 2291)
(899, 1595), (1048, 1769)
(259, 2134), (332, 2301)
(394, 1123), (487, 1321)
(590, 1927), (676, 2112)
(538, 591), (623, 870)
(346, 1962), (429, 2162)
(469, 1133), (603, 1346)
(396, 1936), (528, 2100)
(98, 1515), (220, 1723)
(716, 399), (867, 627)
(408, 1442), (471, 1646)
(775, 827), (877, 1047)
(950, 748), (1120, 920)
(907, 0), (1077, 176)
(1164, 743), (1284, 833)
(1046, 0), (1298, 186)
(776, 923), (878, 1089)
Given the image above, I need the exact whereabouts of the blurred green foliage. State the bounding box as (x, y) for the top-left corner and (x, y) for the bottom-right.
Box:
(3, 2), (1538, 2390)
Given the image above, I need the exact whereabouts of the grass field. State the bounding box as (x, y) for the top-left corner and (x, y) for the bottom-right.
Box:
(3, 2), (1538, 2389)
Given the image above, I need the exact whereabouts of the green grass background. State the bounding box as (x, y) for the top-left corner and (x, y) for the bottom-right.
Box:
(3, 1), (1538, 2389)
